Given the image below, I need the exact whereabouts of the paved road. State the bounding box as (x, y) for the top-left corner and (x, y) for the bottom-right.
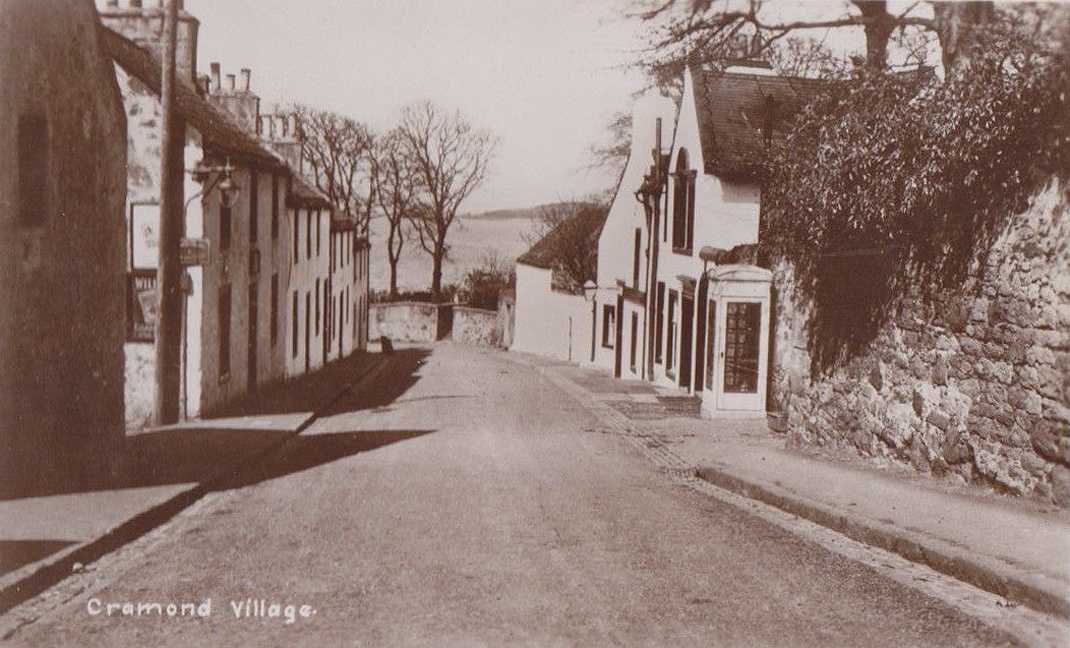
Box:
(7, 344), (1018, 647)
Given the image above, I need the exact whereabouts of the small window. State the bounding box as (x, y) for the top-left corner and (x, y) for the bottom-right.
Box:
(293, 210), (299, 265)
(306, 211), (312, 259)
(292, 290), (299, 358)
(316, 211), (322, 256)
(219, 284), (232, 378)
(271, 174), (279, 239)
(249, 169), (258, 242)
(270, 273), (279, 345)
(655, 282), (665, 364)
(315, 278), (321, 333)
(18, 115), (48, 227)
(632, 228), (641, 288)
(220, 205), (232, 251)
(601, 304), (615, 349)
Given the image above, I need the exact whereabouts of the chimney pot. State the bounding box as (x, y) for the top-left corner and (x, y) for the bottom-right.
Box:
(198, 74), (210, 94)
(289, 114), (299, 139)
(210, 62), (221, 93)
(280, 114), (289, 137)
(105, 0), (118, 6)
(240, 68), (251, 93)
(130, 0), (142, 8)
(226, 74), (236, 92)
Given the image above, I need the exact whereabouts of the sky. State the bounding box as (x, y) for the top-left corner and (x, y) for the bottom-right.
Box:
(188, 0), (647, 213)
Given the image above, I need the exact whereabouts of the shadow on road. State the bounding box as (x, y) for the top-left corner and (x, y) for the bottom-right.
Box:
(0, 348), (432, 502)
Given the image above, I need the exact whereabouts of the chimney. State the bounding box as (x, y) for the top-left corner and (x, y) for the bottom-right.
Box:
(198, 74), (210, 95)
(226, 73), (236, 93)
(98, 0), (201, 83)
(240, 68), (251, 93)
(209, 62), (221, 93)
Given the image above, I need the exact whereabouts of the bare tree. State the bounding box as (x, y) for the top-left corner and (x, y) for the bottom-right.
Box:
(589, 110), (633, 174)
(294, 104), (375, 233)
(371, 129), (421, 299)
(396, 101), (497, 301)
(630, 0), (996, 80)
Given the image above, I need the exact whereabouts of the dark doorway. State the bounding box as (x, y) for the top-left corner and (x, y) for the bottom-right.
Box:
(305, 292), (311, 374)
(613, 295), (624, 378)
(694, 276), (708, 392)
(247, 283), (258, 391)
(680, 294), (693, 389)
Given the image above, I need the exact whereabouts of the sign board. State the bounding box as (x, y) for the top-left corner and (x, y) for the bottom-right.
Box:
(130, 202), (160, 270)
(128, 269), (157, 342)
(180, 238), (211, 267)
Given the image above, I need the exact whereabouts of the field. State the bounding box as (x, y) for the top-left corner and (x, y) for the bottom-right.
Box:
(367, 213), (540, 294)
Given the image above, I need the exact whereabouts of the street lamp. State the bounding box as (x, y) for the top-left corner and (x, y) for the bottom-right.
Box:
(188, 157), (240, 210)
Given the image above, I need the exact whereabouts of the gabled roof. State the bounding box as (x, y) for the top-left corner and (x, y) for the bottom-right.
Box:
(693, 68), (826, 179)
(98, 25), (286, 171)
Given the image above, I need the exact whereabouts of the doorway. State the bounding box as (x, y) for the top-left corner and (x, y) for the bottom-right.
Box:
(679, 294), (693, 390)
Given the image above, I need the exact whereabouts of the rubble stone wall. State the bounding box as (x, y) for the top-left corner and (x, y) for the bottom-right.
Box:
(452, 306), (501, 347)
(771, 180), (1070, 506)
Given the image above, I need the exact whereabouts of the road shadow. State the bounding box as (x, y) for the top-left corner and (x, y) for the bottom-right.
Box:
(0, 348), (432, 501)
(0, 541), (78, 577)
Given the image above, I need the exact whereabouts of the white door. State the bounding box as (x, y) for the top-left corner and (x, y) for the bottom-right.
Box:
(716, 299), (767, 412)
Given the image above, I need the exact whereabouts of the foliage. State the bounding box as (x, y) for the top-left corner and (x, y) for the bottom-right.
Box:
(369, 284), (459, 305)
(459, 251), (516, 311)
(759, 19), (1070, 372)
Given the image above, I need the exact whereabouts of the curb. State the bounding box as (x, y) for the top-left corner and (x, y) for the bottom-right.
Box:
(513, 352), (1070, 622)
(0, 354), (390, 629)
(693, 464), (1070, 621)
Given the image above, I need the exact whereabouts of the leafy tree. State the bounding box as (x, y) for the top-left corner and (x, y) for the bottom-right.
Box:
(396, 101), (498, 301)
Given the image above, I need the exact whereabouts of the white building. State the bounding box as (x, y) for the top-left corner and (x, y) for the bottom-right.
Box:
(514, 58), (823, 418)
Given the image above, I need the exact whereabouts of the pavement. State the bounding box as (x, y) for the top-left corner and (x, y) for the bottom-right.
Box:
(1, 342), (1040, 647)
(0, 350), (387, 618)
(513, 353), (1070, 621)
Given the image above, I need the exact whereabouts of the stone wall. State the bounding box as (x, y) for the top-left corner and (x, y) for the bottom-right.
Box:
(452, 307), (501, 347)
(369, 302), (449, 343)
(772, 180), (1070, 507)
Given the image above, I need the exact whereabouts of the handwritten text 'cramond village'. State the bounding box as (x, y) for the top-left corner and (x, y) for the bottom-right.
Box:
(86, 598), (317, 624)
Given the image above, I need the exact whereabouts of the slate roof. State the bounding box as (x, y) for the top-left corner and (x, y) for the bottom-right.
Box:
(693, 69), (826, 179)
(99, 25), (286, 171)
(516, 205), (607, 292)
(287, 172), (332, 210)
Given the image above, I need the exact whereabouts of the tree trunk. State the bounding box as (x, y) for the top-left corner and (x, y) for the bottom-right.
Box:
(388, 258), (399, 299)
(933, 1), (994, 76)
(430, 248), (444, 302)
(853, 0), (895, 71)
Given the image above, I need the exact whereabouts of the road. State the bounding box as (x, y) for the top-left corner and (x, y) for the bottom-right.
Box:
(6, 344), (1019, 647)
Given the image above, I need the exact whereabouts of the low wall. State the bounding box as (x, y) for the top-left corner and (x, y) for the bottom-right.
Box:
(369, 302), (449, 343)
(772, 181), (1070, 507)
(452, 306), (500, 347)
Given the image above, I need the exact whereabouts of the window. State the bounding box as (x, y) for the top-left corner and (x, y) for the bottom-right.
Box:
(667, 290), (678, 375)
(705, 300), (717, 389)
(601, 304), (615, 349)
(249, 169), (258, 242)
(18, 114), (48, 227)
(270, 273), (279, 345)
(632, 228), (641, 288)
(629, 312), (638, 372)
(292, 291), (299, 358)
(315, 278), (321, 333)
(271, 174), (279, 239)
(316, 211), (321, 256)
(293, 210), (299, 265)
(655, 282), (665, 363)
(306, 210), (312, 259)
(323, 280), (329, 338)
(724, 302), (761, 393)
(220, 204), (232, 251)
(671, 149), (694, 253)
(219, 284), (232, 378)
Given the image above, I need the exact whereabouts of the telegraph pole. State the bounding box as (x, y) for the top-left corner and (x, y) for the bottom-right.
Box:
(154, 0), (182, 425)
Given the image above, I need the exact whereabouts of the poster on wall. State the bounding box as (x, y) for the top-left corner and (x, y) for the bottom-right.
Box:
(130, 202), (161, 270)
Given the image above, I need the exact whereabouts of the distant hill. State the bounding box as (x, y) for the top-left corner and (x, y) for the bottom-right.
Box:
(461, 201), (584, 221)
